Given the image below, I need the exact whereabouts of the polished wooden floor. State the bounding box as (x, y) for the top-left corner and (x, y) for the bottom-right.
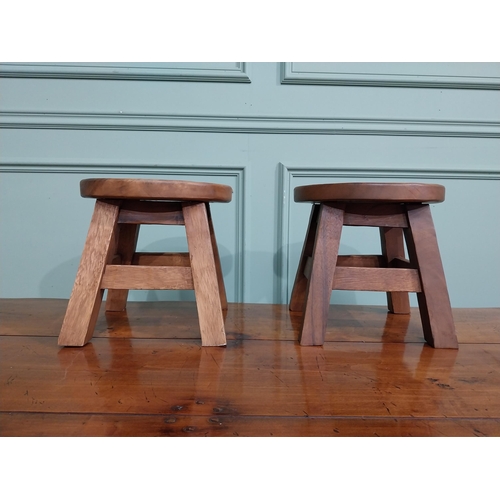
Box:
(1, 299), (499, 436)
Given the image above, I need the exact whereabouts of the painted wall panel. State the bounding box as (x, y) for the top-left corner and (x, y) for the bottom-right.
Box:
(0, 62), (251, 82)
(2, 63), (499, 121)
(281, 62), (500, 89)
(1, 62), (498, 306)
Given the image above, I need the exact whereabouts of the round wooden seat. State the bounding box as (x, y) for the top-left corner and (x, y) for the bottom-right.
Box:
(80, 178), (233, 203)
(59, 177), (233, 349)
(294, 182), (445, 204)
(290, 180), (458, 349)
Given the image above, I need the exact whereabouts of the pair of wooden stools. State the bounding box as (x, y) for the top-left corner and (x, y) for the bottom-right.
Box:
(58, 178), (458, 349)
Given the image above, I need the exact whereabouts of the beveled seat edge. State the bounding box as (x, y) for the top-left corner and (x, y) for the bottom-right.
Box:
(80, 178), (233, 202)
(294, 182), (445, 204)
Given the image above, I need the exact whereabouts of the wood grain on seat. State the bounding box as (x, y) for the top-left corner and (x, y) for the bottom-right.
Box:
(294, 183), (445, 204)
(81, 178), (233, 202)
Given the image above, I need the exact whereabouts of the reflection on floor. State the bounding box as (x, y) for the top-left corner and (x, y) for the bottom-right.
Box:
(1, 299), (499, 436)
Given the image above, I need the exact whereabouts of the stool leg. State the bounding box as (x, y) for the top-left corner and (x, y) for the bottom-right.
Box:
(105, 223), (140, 312)
(380, 227), (410, 314)
(58, 200), (120, 346)
(206, 203), (228, 311)
(404, 204), (458, 349)
(290, 204), (321, 312)
(300, 203), (344, 346)
(183, 202), (226, 347)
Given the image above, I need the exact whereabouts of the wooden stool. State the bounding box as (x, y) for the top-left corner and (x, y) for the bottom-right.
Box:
(58, 178), (232, 347)
(289, 182), (458, 349)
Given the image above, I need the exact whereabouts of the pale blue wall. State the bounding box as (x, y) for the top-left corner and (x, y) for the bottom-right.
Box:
(1, 62), (499, 306)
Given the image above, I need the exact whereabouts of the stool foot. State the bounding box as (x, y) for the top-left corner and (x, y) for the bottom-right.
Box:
(58, 200), (120, 346)
(405, 204), (458, 349)
(300, 204), (344, 346)
(183, 202), (227, 346)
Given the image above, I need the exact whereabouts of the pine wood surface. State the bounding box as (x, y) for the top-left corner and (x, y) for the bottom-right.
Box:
(57, 200), (121, 346)
(300, 203), (344, 345)
(183, 202), (227, 346)
(1, 299), (499, 437)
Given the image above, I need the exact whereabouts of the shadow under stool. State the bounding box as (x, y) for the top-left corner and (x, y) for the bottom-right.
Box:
(289, 182), (458, 349)
(58, 178), (232, 347)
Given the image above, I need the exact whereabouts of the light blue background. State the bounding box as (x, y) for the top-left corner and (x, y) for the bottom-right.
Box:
(1, 62), (499, 306)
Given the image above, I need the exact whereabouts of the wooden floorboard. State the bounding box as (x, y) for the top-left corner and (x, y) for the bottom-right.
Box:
(2, 413), (498, 437)
(1, 299), (499, 437)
